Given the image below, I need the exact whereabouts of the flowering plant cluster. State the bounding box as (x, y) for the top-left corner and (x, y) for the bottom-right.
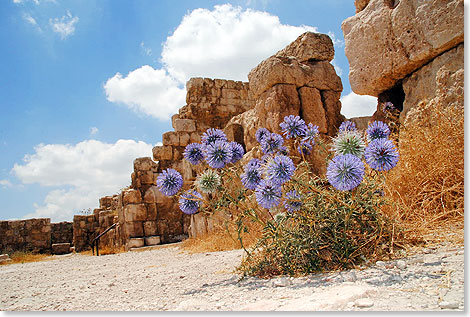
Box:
(155, 115), (400, 276)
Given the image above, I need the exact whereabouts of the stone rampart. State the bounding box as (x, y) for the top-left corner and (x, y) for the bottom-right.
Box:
(0, 218), (51, 254)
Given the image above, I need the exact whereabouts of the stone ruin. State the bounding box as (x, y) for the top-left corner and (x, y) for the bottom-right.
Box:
(1, 0), (462, 255)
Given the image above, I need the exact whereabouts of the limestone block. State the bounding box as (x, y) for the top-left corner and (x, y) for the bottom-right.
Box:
(248, 56), (342, 99)
(173, 146), (185, 161)
(190, 132), (201, 143)
(52, 243), (71, 255)
(402, 43), (463, 121)
(143, 186), (158, 203)
(124, 222), (144, 238)
(321, 90), (345, 136)
(152, 145), (173, 161)
(225, 109), (259, 152)
(99, 196), (113, 209)
(143, 221), (158, 236)
(354, 0), (370, 13)
(156, 221), (169, 238)
(145, 236), (161, 246)
(128, 238), (144, 248)
(173, 119), (196, 132)
(124, 204), (147, 222)
(178, 132), (190, 146)
(122, 189), (142, 205)
(275, 32), (334, 62)
(0, 254), (11, 263)
(138, 170), (155, 185)
(171, 114), (179, 129)
(134, 157), (157, 172)
(342, 0), (464, 96)
(162, 132), (179, 146)
(189, 213), (208, 238)
(147, 203), (158, 220)
(298, 87), (327, 133)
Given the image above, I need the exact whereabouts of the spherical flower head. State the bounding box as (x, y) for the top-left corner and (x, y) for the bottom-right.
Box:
(244, 158), (261, 171)
(326, 154), (365, 191)
(255, 179), (282, 209)
(229, 141), (245, 163)
(333, 130), (366, 158)
(179, 190), (203, 215)
(383, 101), (396, 112)
(156, 168), (183, 196)
(205, 140), (232, 169)
(366, 121), (390, 142)
(183, 143), (205, 165)
(284, 190), (303, 212)
(255, 128), (270, 144)
(241, 167), (262, 190)
(280, 115), (307, 139)
(201, 128), (227, 146)
(278, 145), (289, 156)
(265, 154), (295, 185)
(261, 132), (284, 155)
(338, 121), (357, 133)
(302, 123), (320, 144)
(196, 169), (221, 194)
(298, 141), (312, 156)
(365, 138), (400, 171)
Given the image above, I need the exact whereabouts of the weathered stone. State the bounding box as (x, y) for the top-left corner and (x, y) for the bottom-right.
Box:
(124, 204), (147, 222)
(122, 189), (142, 205)
(189, 214), (208, 238)
(134, 157), (157, 172)
(128, 237), (144, 249)
(143, 221), (158, 236)
(178, 132), (190, 146)
(402, 43), (463, 121)
(137, 170), (155, 185)
(275, 32), (334, 62)
(143, 186), (158, 203)
(321, 90), (345, 136)
(144, 236), (161, 246)
(162, 131), (179, 146)
(248, 56), (342, 99)
(342, 0), (464, 96)
(152, 145), (173, 161)
(124, 222), (144, 238)
(349, 116), (371, 131)
(52, 243), (71, 255)
(226, 109), (260, 152)
(99, 196), (113, 209)
(354, 0), (370, 13)
(298, 87), (327, 133)
(189, 132), (201, 143)
(0, 254), (11, 263)
(173, 119), (196, 132)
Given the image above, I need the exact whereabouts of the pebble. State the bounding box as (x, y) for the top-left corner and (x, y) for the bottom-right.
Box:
(395, 260), (406, 270)
(355, 298), (374, 308)
(439, 301), (460, 309)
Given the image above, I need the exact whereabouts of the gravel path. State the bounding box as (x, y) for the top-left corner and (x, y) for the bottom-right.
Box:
(0, 242), (464, 311)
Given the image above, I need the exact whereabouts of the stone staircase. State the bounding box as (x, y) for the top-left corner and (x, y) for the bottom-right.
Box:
(128, 235), (161, 251)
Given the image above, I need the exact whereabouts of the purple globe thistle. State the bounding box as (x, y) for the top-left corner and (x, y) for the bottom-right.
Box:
(205, 140), (232, 169)
(255, 128), (270, 143)
(339, 121), (357, 133)
(261, 132), (284, 155)
(298, 141), (313, 156)
(326, 154), (365, 191)
(278, 145), (289, 156)
(241, 167), (262, 190)
(302, 123), (320, 144)
(201, 128), (227, 146)
(178, 190), (203, 215)
(183, 143), (205, 165)
(265, 155), (295, 185)
(364, 138), (400, 171)
(332, 130), (366, 158)
(366, 121), (390, 142)
(383, 101), (396, 112)
(280, 115), (307, 139)
(284, 190), (303, 212)
(229, 141), (245, 163)
(244, 158), (261, 171)
(255, 179), (282, 209)
(156, 168), (183, 196)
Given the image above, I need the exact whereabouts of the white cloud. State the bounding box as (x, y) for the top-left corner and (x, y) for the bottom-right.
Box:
(161, 4), (317, 83)
(104, 66), (186, 120)
(105, 4), (317, 120)
(12, 139), (154, 221)
(340, 91), (377, 119)
(49, 11), (79, 40)
(90, 127), (99, 135)
(22, 12), (42, 32)
(140, 41), (152, 56)
(0, 179), (13, 188)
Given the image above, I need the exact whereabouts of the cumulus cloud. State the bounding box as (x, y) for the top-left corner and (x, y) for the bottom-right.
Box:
(340, 91), (377, 119)
(12, 139), (153, 221)
(105, 4), (317, 120)
(0, 179), (13, 188)
(49, 11), (79, 40)
(90, 127), (99, 135)
(104, 66), (186, 120)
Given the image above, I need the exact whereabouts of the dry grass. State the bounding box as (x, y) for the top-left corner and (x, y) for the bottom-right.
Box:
(80, 245), (125, 256)
(384, 100), (464, 243)
(0, 251), (52, 265)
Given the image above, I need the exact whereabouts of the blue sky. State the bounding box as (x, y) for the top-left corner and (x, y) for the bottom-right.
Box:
(0, 0), (377, 222)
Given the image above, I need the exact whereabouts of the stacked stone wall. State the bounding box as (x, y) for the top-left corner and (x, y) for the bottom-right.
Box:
(51, 221), (73, 245)
(0, 218), (51, 254)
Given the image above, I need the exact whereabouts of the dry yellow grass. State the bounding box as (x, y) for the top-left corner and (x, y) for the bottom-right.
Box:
(0, 251), (52, 265)
(80, 245), (125, 256)
(384, 100), (464, 243)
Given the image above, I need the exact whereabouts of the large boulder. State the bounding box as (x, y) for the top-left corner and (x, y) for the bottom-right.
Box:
(342, 0), (464, 96)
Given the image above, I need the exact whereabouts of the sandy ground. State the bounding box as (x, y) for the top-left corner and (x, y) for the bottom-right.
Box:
(0, 241), (464, 311)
